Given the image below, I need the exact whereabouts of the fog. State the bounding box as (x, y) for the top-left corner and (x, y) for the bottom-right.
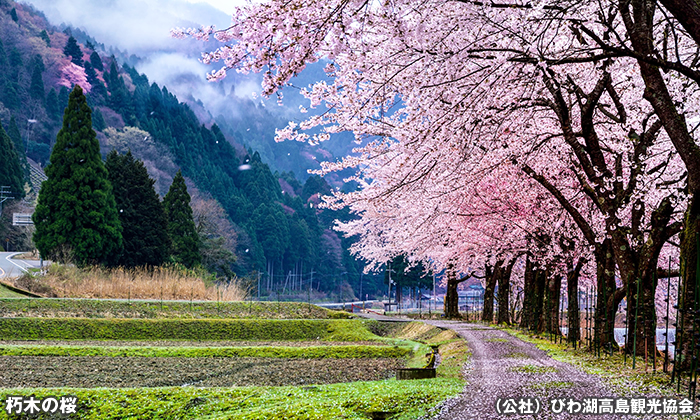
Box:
(20, 0), (349, 180)
(19, 0), (275, 117)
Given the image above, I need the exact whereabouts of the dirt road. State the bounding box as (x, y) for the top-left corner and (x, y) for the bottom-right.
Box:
(424, 321), (694, 419)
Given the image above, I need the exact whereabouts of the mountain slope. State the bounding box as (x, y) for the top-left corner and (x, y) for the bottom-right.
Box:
(0, 0), (384, 298)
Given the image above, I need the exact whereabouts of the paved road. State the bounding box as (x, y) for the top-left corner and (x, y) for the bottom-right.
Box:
(424, 321), (680, 420)
(0, 252), (40, 278)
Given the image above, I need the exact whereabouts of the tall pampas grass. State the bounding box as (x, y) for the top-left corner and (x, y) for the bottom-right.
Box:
(28, 264), (247, 301)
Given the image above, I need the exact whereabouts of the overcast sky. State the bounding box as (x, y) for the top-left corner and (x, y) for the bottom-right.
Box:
(19, 0), (266, 113)
(21, 0), (233, 54)
(185, 0), (240, 15)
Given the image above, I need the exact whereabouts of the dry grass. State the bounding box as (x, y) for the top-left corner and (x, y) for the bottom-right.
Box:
(27, 265), (248, 301)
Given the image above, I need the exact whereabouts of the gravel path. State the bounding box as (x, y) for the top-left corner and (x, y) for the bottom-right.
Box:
(425, 321), (686, 420)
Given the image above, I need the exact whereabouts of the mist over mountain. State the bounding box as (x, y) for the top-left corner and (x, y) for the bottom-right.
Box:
(0, 0), (382, 297)
(20, 0), (351, 181)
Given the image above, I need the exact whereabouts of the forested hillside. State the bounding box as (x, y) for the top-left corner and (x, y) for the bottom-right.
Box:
(0, 0), (384, 300)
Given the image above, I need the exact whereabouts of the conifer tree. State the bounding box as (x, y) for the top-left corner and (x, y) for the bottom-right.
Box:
(29, 62), (44, 101)
(9, 8), (17, 23)
(33, 85), (122, 266)
(0, 39), (7, 68)
(45, 88), (60, 120)
(106, 150), (170, 267)
(0, 121), (24, 202)
(7, 116), (28, 179)
(63, 36), (83, 66)
(164, 170), (201, 268)
(39, 30), (50, 46)
(3, 81), (19, 109)
(92, 108), (106, 131)
(90, 51), (103, 72)
(58, 86), (69, 111)
(7, 116), (22, 153)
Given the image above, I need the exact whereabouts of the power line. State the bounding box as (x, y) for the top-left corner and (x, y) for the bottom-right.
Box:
(0, 186), (14, 216)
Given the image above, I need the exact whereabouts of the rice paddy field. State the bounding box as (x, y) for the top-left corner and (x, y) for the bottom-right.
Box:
(0, 298), (468, 420)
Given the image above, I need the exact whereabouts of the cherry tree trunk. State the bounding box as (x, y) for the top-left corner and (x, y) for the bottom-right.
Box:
(594, 240), (619, 351)
(625, 274), (658, 358)
(444, 269), (460, 319)
(497, 259), (515, 325)
(566, 262), (581, 346)
(482, 263), (498, 323)
(533, 269), (547, 333)
(520, 257), (537, 330)
(677, 193), (700, 371)
(541, 274), (561, 336)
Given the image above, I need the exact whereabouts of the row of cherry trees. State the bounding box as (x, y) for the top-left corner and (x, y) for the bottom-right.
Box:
(180, 0), (700, 365)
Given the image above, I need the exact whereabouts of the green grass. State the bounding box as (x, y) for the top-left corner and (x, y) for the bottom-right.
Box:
(0, 298), (351, 319)
(0, 378), (464, 420)
(498, 327), (692, 400)
(0, 344), (410, 359)
(0, 318), (376, 341)
(0, 284), (23, 298)
(0, 322), (471, 420)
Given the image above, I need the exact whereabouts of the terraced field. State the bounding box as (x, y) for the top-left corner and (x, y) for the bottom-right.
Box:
(0, 298), (468, 419)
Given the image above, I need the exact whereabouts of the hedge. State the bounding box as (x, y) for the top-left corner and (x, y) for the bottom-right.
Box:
(0, 319), (372, 341)
(0, 298), (351, 320)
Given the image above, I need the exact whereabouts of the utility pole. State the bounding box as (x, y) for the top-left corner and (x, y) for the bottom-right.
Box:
(433, 272), (436, 315)
(359, 272), (363, 303)
(0, 186), (13, 216)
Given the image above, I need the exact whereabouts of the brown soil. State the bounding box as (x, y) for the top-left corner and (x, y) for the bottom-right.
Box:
(0, 356), (404, 388)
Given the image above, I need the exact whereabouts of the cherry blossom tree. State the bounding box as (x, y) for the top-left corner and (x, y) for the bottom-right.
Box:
(58, 62), (91, 93)
(177, 0), (693, 357)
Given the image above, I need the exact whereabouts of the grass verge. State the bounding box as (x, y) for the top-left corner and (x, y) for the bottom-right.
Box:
(499, 327), (689, 399)
(0, 322), (470, 419)
(0, 298), (351, 319)
(0, 344), (410, 359)
(1, 378), (463, 420)
(0, 284), (24, 298)
(0, 319), (371, 341)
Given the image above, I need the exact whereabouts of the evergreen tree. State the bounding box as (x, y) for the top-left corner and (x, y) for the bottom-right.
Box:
(7, 116), (21, 152)
(83, 62), (106, 103)
(33, 85), (122, 266)
(90, 51), (103, 71)
(39, 30), (50, 46)
(45, 88), (60, 120)
(63, 36), (83, 66)
(3, 81), (19, 109)
(31, 54), (45, 72)
(9, 8), (17, 22)
(92, 107), (106, 131)
(106, 150), (170, 267)
(29, 62), (44, 101)
(8, 48), (21, 67)
(7, 116), (28, 179)
(0, 122), (24, 201)
(0, 39), (7, 67)
(58, 86), (69, 111)
(163, 170), (201, 268)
